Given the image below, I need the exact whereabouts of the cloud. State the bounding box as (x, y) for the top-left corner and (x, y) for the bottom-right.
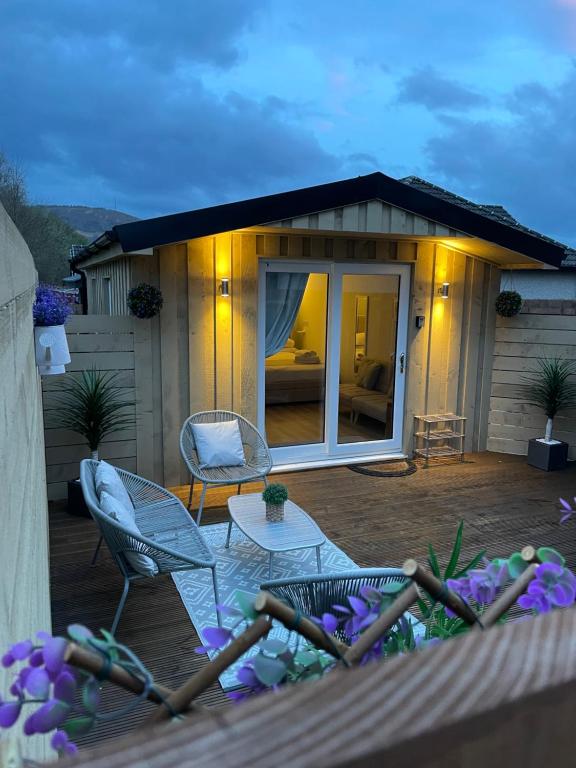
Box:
(424, 66), (576, 244)
(0, 0), (341, 217)
(396, 68), (488, 112)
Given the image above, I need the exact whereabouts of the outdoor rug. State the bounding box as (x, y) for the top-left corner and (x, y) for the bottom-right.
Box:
(171, 522), (357, 690)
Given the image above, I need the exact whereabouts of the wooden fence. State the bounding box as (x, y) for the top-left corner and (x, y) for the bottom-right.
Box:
(487, 300), (576, 460)
(43, 315), (163, 500)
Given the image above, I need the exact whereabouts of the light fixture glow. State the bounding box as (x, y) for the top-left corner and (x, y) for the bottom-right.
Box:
(219, 277), (230, 297)
(439, 282), (450, 299)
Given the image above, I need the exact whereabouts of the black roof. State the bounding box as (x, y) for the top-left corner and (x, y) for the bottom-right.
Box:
(74, 171), (566, 268)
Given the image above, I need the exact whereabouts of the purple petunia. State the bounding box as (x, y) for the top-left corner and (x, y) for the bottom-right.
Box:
(51, 729), (78, 756)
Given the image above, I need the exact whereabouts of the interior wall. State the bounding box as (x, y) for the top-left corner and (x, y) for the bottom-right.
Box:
(0, 202), (51, 761)
(178, 232), (499, 465)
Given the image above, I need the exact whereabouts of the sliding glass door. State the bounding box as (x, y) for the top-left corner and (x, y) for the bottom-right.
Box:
(258, 260), (410, 466)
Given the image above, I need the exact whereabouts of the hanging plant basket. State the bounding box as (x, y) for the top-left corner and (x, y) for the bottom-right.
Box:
(33, 285), (72, 375)
(127, 283), (164, 319)
(495, 290), (522, 318)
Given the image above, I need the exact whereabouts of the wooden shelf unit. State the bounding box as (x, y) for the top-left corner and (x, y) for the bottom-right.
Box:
(413, 414), (466, 466)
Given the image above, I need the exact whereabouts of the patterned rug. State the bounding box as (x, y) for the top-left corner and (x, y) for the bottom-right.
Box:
(171, 522), (357, 690)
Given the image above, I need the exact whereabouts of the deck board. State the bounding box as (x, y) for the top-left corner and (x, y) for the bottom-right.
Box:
(49, 452), (576, 749)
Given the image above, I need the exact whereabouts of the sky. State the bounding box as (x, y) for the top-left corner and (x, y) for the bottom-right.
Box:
(2, 0), (576, 245)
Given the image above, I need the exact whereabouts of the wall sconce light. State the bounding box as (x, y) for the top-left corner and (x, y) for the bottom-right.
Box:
(439, 282), (450, 299)
(219, 278), (230, 297)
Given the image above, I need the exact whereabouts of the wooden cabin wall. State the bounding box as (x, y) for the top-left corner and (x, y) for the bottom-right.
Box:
(83, 256), (132, 315)
(170, 233), (500, 465)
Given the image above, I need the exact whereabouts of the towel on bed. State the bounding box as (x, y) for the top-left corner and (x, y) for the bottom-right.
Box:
(295, 350), (320, 364)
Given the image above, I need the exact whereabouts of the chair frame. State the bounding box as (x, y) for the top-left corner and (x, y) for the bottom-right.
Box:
(261, 568), (408, 643)
(80, 459), (220, 635)
(180, 410), (273, 525)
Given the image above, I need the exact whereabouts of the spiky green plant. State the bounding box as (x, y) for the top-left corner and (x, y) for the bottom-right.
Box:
(518, 358), (576, 441)
(52, 369), (135, 459)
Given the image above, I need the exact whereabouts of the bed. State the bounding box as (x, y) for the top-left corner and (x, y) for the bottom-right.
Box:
(265, 347), (325, 404)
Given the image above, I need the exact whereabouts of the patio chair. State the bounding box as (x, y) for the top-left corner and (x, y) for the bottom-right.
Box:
(80, 459), (220, 635)
(180, 410), (273, 525)
(261, 568), (409, 644)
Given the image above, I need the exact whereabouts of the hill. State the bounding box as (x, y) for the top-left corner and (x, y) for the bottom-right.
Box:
(36, 205), (139, 241)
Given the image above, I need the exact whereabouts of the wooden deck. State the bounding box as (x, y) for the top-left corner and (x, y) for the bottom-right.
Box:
(49, 452), (576, 748)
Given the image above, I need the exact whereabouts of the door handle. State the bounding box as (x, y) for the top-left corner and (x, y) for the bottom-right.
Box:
(399, 353), (405, 374)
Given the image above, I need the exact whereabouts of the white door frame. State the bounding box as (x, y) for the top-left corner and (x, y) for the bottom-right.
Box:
(257, 260), (411, 468)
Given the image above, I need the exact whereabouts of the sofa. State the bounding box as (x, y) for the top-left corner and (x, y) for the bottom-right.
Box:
(339, 358), (393, 432)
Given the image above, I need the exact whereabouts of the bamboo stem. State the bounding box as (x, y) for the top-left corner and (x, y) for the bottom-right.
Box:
(344, 584), (418, 667)
(253, 591), (349, 658)
(403, 559), (480, 626)
(65, 643), (176, 705)
(148, 616), (273, 724)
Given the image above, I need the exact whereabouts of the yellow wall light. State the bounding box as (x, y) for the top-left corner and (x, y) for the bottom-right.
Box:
(438, 282), (450, 299)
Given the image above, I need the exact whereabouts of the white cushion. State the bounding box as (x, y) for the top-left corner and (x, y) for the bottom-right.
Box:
(191, 419), (246, 470)
(99, 492), (158, 577)
(95, 461), (135, 517)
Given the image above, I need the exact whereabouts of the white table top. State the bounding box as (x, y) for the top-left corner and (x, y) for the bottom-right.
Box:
(227, 493), (326, 553)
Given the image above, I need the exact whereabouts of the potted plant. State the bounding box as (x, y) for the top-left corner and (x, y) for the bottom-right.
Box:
(518, 358), (576, 470)
(262, 483), (288, 522)
(33, 285), (73, 375)
(495, 290), (522, 318)
(51, 368), (135, 515)
(127, 283), (163, 319)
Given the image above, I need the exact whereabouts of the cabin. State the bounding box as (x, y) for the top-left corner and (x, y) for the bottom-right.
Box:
(72, 172), (566, 484)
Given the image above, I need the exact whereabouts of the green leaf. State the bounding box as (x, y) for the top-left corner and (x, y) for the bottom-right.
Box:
(253, 654), (287, 687)
(427, 543), (440, 578)
(82, 679), (100, 713)
(259, 638), (288, 657)
(445, 521), (464, 579)
(234, 591), (257, 620)
(507, 552), (528, 579)
(452, 550), (486, 579)
(294, 650), (319, 667)
(537, 547), (565, 567)
(380, 581), (407, 595)
(62, 716), (94, 737)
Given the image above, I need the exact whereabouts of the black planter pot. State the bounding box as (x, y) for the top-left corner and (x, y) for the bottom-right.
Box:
(527, 438), (569, 471)
(67, 478), (91, 517)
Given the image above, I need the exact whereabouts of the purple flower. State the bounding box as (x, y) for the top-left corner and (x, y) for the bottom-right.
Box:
(33, 285), (72, 327)
(319, 613), (338, 634)
(200, 626), (233, 650)
(25, 700), (70, 735)
(0, 702), (22, 728)
(25, 668), (50, 698)
(1, 653), (15, 668)
(43, 637), (67, 675)
(518, 562), (576, 613)
(51, 730), (78, 756)
(10, 641), (33, 661)
(560, 497), (576, 524)
(53, 671), (76, 704)
(29, 650), (44, 668)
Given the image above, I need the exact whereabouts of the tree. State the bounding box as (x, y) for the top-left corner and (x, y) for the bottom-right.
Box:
(0, 152), (86, 284)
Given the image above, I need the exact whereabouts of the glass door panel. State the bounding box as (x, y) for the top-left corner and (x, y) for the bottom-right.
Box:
(264, 271), (328, 448)
(337, 274), (399, 445)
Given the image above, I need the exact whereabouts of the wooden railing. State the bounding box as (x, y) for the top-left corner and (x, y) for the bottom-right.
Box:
(61, 603), (576, 767)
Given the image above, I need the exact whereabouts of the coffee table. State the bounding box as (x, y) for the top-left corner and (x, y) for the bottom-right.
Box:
(225, 493), (326, 579)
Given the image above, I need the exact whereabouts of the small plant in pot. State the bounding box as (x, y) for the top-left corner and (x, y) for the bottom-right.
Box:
(518, 358), (576, 470)
(33, 285), (73, 375)
(50, 368), (135, 515)
(262, 483), (288, 522)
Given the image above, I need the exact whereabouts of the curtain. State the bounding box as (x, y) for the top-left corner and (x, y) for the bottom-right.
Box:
(265, 272), (309, 357)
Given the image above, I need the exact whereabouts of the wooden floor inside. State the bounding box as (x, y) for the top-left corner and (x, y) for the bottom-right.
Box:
(265, 401), (388, 447)
(49, 452), (576, 749)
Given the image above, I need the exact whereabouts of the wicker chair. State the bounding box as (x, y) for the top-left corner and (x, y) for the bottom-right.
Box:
(261, 568), (409, 644)
(80, 459), (220, 635)
(180, 410), (273, 525)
